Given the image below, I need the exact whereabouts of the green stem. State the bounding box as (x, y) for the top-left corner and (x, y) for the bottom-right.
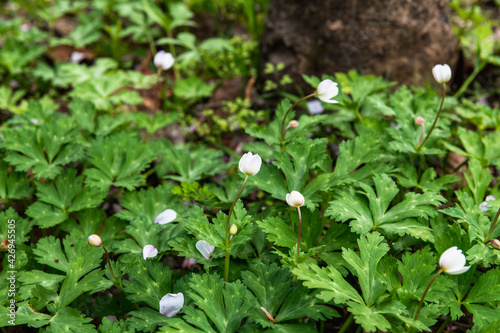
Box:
(436, 316), (452, 333)
(338, 313), (354, 333)
(144, 69), (163, 143)
(417, 123), (425, 147)
(484, 208), (500, 243)
(354, 106), (363, 122)
(280, 93), (316, 142)
(102, 246), (118, 285)
(454, 61), (487, 99)
(224, 175), (249, 281)
(296, 207), (302, 264)
(165, 28), (180, 80)
(417, 83), (446, 151)
(408, 270), (442, 333)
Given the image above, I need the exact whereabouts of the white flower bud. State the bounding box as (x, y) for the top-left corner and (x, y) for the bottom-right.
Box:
(439, 246), (470, 275)
(432, 64), (452, 84)
(286, 191), (305, 208)
(316, 79), (339, 104)
(154, 50), (175, 70)
(88, 234), (102, 247)
(238, 152), (262, 176)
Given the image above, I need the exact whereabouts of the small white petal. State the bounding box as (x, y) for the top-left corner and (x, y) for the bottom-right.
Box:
(159, 293), (184, 317)
(143, 245), (158, 260)
(479, 201), (490, 212)
(447, 266), (470, 275)
(486, 196), (496, 201)
(439, 246), (469, 275)
(70, 51), (85, 63)
(317, 80), (339, 103)
(196, 240), (214, 260)
(154, 209), (177, 225)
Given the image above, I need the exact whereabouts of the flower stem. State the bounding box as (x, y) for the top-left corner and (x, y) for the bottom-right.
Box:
(436, 316), (452, 333)
(417, 83), (446, 151)
(484, 208), (500, 243)
(102, 246), (118, 283)
(408, 270), (442, 333)
(224, 175), (249, 281)
(280, 93), (316, 142)
(417, 123), (425, 147)
(338, 313), (354, 333)
(296, 207), (302, 264)
(454, 60), (487, 99)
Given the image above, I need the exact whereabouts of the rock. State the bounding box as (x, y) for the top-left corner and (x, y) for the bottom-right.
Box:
(261, 0), (458, 89)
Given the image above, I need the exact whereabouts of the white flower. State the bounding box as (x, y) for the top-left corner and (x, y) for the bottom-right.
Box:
(432, 64), (452, 84)
(154, 50), (175, 70)
(159, 293), (184, 317)
(238, 152), (262, 175)
(479, 201), (490, 212)
(143, 245), (158, 260)
(486, 195), (496, 201)
(307, 100), (324, 114)
(439, 246), (470, 275)
(70, 51), (85, 63)
(316, 79), (339, 104)
(286, 191), (305, 208)
(88, 234), (102, 247)
(196, 240), (214, 260)
(154, 209), (177, 225)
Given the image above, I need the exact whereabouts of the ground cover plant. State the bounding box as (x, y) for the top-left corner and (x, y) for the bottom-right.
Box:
(1, 0), (500, 332)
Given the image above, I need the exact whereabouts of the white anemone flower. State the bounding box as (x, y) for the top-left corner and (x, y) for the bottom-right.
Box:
(432, 64), (452, 84)
(316, 79), (339, 104)
(154, 50), (175, 70)
(286, 191), (305, 208)
(439, 246), (470, 275)
(238, 152), (262, 175)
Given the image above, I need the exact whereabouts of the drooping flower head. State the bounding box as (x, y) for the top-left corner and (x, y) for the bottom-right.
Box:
(239, 152), (262, 176)
(154, 209), (177, 225)
(154, 50), (175, 71)
(316, 79), (339, 104)
(159, 293), (184, 317)
(286, 191), (305, 208)
(143, 245), (158, 260)
(439, 246), (470, 275)
(432, 64), (452, 84)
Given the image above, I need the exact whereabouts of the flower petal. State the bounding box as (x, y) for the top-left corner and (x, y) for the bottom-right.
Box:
(159, 293), (184, 317)
(154, 209), (177, 225)
(143, 245), (158, 260)
(196, 240), (214, 260)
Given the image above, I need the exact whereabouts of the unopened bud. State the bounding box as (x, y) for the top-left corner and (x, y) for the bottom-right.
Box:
(415, 116), (424, 125)
(491, 239), (500, 250)
(230, 224), (238, 235)
(88, 234), (102, 247)
(289, 120), (299, 128)
(260, 307), (276, 324)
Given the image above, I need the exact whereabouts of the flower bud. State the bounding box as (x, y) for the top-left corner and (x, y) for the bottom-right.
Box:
(415, 116), (424, 125)
(154, 50), (175, 70)
(432, 64), (452, 84)
(88, 234), (102, 247)
(491, 239), (500, 250)
(289, 120), (299, 128)
(286, 191), (305, 208)
(230, 224), (238, 235)
(238, 152), (262, 176)
(316, 79), (339, 104)
(439, 246), (470, 275)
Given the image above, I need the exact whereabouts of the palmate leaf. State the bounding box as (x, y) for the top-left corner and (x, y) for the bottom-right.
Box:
(128, 308), (171, 332)
(116, 183), (184, 223)
(186, 273), (254, 333)
(326, 174), (444, 240)
(123, 260), (173, 309)
(395, 162), (459, 192)
(443, 268), (500, 329)
(441, 191), (491, 243)
(246, 163), (288, 200)
(245, 100), (293, 146)
(2, 116), (84, 179)
(25, 168), (106, 228)
(0, 160), (32, 200)
(333, 133), (383, 177)
(256, 216), (298, 249)
(242, 259), (338, 327)
(155, 140), (228, 183)
(464, 159), (492, 205)
(84, 132), (157, 191)
(442, 129), (500, 168)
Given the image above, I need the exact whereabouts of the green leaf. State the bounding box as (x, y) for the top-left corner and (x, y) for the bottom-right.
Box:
(123, 260), (173, 309)
(174, 76), (215, 100)
(187, 273), (254, 333)
(464, 159), (492, 205)
(395, 163), (459, 192)
(128, 307), (171, 332)
(155, 140), (228, 183)
(246, 163), (287, 200)
(26, 168), (106, 228)
(256, 216), (298, 249)
(85, 132), (157, 191)
(3, 116), (84, 179)
(333, 133), (382, 177)
(326, 174), (444, 240)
